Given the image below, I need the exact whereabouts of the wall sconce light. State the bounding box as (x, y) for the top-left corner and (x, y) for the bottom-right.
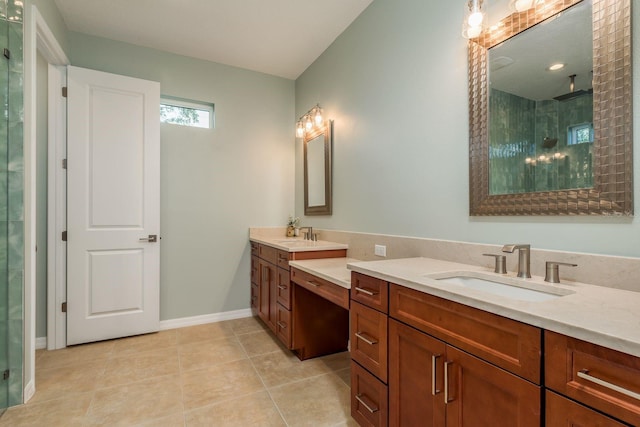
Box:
(462, 0), (486, 39)
(295, 104), (324, 138)
(509, 0), (536, 12)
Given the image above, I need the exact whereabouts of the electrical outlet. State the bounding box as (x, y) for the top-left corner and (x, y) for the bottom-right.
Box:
(374, 244), (387, 257)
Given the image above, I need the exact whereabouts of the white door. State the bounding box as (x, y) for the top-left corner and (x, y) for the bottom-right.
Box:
(66, 66), (161, 345)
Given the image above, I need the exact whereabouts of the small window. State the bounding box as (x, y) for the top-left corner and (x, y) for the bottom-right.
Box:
(567, 123), (593, 145)
(160, 97), (214, 129)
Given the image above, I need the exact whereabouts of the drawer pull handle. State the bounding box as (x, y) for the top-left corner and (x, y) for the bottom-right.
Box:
(307, 280), (321, 287)
(577, 369), (640, 401)
(277, 321), (287, 329)
(278, 285), (287, 290)
(432, 354), (441, 395)
(355, 394), (379, 413)
(355, 332), (378, 345)
(355, 286), (378, 296)
(444, 361), (454, 403)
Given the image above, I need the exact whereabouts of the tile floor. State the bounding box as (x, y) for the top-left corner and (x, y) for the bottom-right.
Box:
(0, 316), (357, 426)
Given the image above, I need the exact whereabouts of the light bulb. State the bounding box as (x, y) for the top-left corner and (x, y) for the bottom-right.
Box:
(314, 108), (323, 126)
(466, 25), (482, 39)
(467, 11), (484, 27)
(296, 122), (304, 138)
(304, 116), (313, 131)
(511, 0), (535, 12)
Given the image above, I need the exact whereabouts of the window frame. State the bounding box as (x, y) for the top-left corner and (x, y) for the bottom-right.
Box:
(160, 96), (214, 129)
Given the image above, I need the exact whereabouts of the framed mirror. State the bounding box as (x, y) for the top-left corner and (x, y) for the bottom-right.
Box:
(468, 0), (632, 215)
(304, 120), (332, 215)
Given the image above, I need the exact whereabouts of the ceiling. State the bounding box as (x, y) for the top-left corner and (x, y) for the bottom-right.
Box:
(53, 0), (374, 80)
(489, 0), (592, 101)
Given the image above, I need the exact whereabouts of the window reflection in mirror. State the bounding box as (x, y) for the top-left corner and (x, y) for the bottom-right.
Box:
(488, 0), (593, 195)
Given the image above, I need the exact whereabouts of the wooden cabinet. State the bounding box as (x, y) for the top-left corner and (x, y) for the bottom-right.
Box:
(352, 360), (389, 427)
(389, 284), (541, 384)
(258, 258), (276, 329)
(291, 266), (349, 360)
(251, 241), (346, 350)
(389, 318), (445, 427)
(546, 390), (628, 427)
(546, 330), (640, 426)
(350, 273), (390, 426)
(352, 272), (388, 313)
(351, 301), (388, 383)
(388, 315), (540, 427)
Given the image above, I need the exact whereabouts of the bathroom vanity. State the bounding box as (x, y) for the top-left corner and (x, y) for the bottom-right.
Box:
(348, 258), (640, 427)
(249, 234), (349, 359)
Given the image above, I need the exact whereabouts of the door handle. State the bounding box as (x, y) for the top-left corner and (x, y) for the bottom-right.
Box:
(139, 235), (158, 243)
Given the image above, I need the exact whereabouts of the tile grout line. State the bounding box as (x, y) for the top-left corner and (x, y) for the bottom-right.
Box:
(237, 327), (291, 427)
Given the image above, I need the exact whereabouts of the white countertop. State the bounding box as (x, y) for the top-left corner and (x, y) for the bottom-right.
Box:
(289, 257), (359, 289)
(348, 257), (640, 358)
(250, 235), (348, 253)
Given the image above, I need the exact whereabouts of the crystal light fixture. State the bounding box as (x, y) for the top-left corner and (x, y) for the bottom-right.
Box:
(295, 105), (325, 138)
(462, 0), (486, 39)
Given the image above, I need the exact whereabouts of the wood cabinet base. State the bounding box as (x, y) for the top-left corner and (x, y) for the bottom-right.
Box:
(292, 284), (349, 360)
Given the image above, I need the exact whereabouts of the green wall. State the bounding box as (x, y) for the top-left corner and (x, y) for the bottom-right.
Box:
(295, 0), (640, 258)
(66, 32), (295, 321)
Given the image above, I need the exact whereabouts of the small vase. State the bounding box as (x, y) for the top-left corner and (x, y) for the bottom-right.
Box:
(286, 226), (295, 237)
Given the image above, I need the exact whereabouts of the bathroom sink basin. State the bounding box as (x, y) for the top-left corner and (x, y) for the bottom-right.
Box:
(273, 239), (323, 247)
(427, 272), (573, 302)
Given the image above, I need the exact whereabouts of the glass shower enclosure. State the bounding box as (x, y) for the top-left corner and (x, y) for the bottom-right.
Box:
(0, 0), (24, 416)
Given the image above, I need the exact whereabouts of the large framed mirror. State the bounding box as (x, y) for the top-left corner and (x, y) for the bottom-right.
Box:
(469, 0), (632, 215)
(304, 120), (332, 215)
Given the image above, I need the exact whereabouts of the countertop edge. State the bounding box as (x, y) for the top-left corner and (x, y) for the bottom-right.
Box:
(348, 259), (640, 358)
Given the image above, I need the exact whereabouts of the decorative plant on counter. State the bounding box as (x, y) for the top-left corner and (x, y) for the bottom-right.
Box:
(286, 215), (300, 237)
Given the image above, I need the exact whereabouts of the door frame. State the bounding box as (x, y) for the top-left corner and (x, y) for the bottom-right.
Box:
(24, 3), (69, 402)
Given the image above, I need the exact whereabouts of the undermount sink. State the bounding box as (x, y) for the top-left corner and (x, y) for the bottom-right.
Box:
(427, 272), (574, 302)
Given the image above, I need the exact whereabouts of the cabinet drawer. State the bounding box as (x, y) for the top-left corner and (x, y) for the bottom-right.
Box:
(258, 244), (278, 264)
(351, 360), (388, 427)
(276, 250), (290, 270)
(351, 301), (388, 383)
(545, 331), (640, 426)
(250, 241), (259, 256)
(250, 255), (259, 285)
(546, 390), (628, 427)
(389, 284), (541, 384)
(352, 272), (389, 313)
(291, 267), (349, 310)
(276, 267), (292, 310)
(275, 304), (291, 348)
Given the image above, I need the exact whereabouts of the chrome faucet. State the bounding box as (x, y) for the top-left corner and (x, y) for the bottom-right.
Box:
(502, 244), (531, 278)
(299, 226), (313, 240)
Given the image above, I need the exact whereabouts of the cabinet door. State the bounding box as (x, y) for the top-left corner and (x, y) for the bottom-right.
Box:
(444, 346), (540, 427)
(546, 390), (628, 427)
(258, 259), (275, 330)
(389, 319), (446, 427)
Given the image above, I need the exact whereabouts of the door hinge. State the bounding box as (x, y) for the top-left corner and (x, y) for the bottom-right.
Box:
(62, 158), (67, 169)
(3, 48), (10, 60)
(3, 370), (9, 380)
(61, 231), (67, 241)
(61, 302), (67, 313)
(62, 86), (67, 98)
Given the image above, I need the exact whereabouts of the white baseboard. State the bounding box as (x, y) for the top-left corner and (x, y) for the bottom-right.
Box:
(23, 379), (35, 403)
(159, 308), (253, 331)
(35, 337), (47, 350)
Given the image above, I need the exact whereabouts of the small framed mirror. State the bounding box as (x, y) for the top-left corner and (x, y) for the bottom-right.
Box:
(304, 120), (332, 215)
